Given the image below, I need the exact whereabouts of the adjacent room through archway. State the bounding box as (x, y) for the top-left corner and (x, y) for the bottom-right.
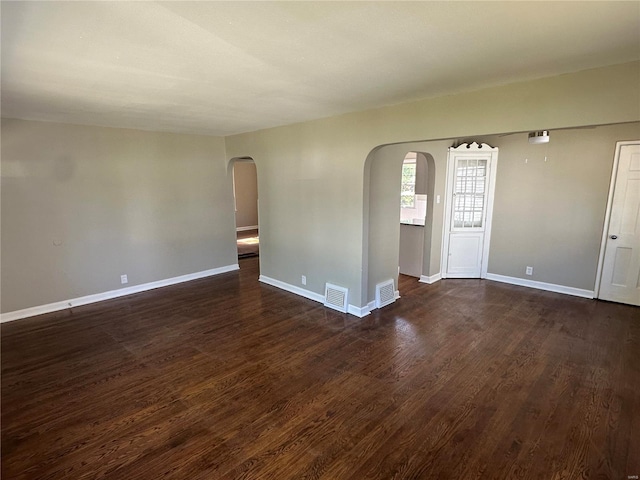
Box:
(399, 151), (429, 278)
(231, 158), (260, 264)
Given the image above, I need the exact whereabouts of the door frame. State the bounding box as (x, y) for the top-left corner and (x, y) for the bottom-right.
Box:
(594, 140), (640, 298)
(441, 142), (499, 279)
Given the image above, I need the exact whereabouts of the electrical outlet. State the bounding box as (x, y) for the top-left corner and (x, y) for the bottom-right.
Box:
(525, 266), (533, 276)
(301, 275), (306, 286)
(121, 274), (128, 284)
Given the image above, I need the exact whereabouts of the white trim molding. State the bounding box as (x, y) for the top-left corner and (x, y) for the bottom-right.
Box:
(348, 303), (373, 318)
(259, 275), (374, 318)
(236, 225), (259, 232)
(485, 273), (594, 299)
(259, 275), (325, 303)
(1, 264), (240, 323)
(359, 292), (398, 316)
(419, 273), (442, 284)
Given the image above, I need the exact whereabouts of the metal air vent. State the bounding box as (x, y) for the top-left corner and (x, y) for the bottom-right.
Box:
(324, 283), (348, 313)
(376, 279), (396, 309)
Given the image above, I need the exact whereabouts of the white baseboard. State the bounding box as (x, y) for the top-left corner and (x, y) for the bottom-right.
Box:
(1, 264), (240, 323)
(348, 302), (373, 318)
(258, 275), (373, 317)
(419, 273), (441, 284)
(485, 273), (594, 299)
(258, 275), (325, 303)
(346, 290), (397, 316)
(236, 225), (258, 232)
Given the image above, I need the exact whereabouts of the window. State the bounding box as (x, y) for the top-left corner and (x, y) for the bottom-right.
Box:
(453, 158), (487, 228)
(400, 153), (427, 226)
(401, 160), (416, 208)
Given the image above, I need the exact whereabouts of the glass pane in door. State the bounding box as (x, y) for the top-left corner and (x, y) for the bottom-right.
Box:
(453, 158), (487, 228)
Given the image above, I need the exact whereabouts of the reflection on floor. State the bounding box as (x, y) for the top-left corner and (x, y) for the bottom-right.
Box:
(237, 229), (259, 259)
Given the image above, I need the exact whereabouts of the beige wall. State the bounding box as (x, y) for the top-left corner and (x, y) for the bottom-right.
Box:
(233, 161), (258, 229)
(1, 119), (235, 313)
(366, 123), (640, 301)
(480, 123), (640, 290)
(2, 62), (639, 316)
(225, 62), (640, 308)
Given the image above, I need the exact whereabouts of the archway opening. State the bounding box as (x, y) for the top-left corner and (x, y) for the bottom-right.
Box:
(362, 142), (441, 310)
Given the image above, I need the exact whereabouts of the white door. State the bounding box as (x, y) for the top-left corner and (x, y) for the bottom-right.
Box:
(598, 142), (640, 306)
(443, 143), (498, 278)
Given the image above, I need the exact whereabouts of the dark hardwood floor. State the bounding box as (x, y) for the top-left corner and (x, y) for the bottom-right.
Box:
(2, 257), (639, 479)
(237, 229), (259, 259)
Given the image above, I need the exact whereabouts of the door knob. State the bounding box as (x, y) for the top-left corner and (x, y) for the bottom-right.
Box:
(610, 235), (618, 240)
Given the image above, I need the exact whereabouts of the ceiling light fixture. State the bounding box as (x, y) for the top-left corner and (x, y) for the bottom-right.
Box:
(528, 131), (550, 144)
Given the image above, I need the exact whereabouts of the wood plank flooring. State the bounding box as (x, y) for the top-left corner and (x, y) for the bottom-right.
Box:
(237, 229), (259, 259)
(2, 257), (639, 479)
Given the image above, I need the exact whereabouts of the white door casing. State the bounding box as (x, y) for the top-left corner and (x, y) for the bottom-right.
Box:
(442, 142), (498, 279)
(596, 141), (640, 306)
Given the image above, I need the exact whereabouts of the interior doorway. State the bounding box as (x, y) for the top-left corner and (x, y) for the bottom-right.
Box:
(362, 143), (438, 310)
(232, 159), (259, 260)
(442, 142), (498, 279)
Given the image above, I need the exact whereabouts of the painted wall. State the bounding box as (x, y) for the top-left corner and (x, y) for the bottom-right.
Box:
(2, 62), (639, 316)
(225, 121), (367, 307)
(225, 62), (640, 309)
(367, 122), (640, 300)
(479, 123), (640, 290)
(233, 161), (258, 229)
(1, 118), (235, 314)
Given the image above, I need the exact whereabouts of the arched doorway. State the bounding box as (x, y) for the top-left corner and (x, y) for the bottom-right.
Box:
(362, 141), (442, 311)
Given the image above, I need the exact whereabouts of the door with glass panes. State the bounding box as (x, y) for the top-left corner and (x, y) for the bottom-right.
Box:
(443, 142), (498, 278)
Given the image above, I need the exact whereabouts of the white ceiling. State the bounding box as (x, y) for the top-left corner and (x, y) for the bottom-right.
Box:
(2, 1), (639, 136)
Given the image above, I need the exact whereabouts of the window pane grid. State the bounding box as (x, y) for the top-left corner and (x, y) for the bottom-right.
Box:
(453, 158), (487, 228)
(401, 162), (416, 208)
